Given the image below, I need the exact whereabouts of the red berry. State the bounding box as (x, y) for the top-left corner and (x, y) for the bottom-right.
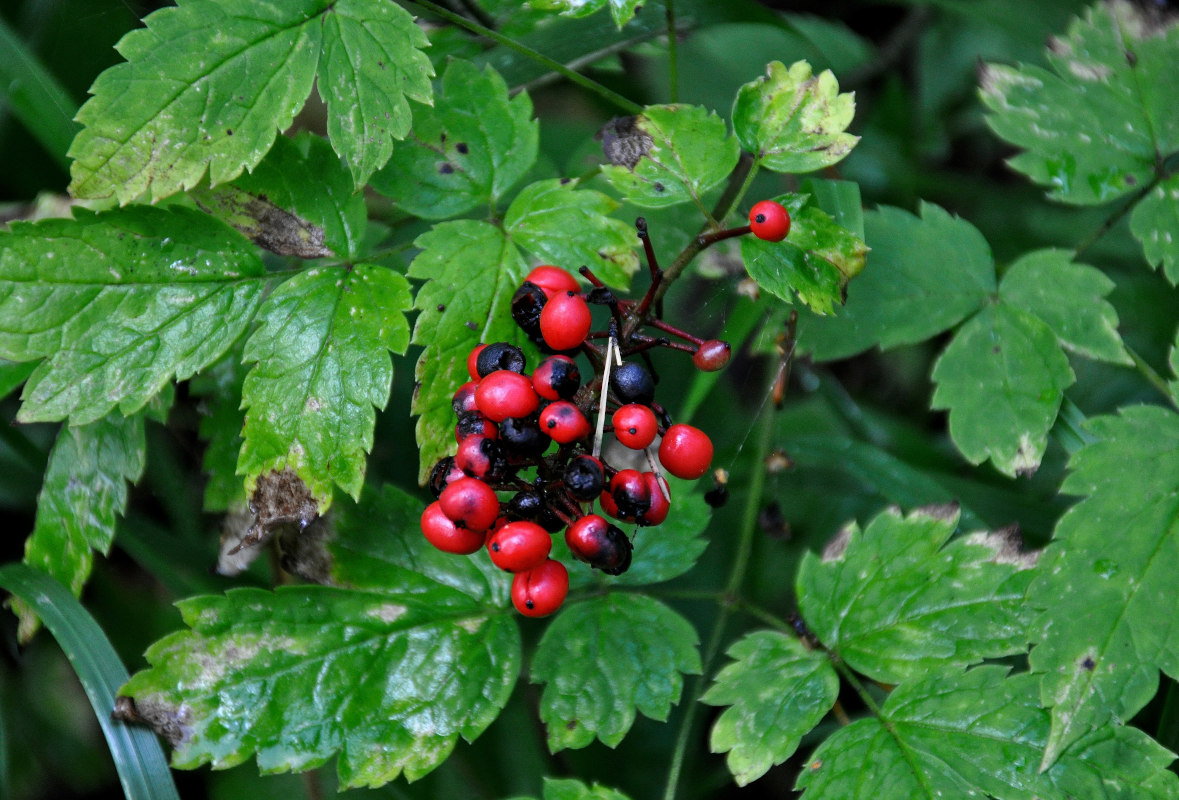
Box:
(539, 291), (592, 351)
(455, 411), (498, 443)
(439, 477), (500, 532)
(749, 200), (791, 242)
(658, 423), (713, 480)
(532, 355), (581, 401)
(526, 265), (580, 299)
(488, 521), (552, 573)
(599, 487), (620, 519)
(612, 403), (658, 449)
(428, 456), (466, 498)
(539, 400), (592, 444)
(456, 434), (505, 480)
(638, 472), (670, 526)
(467, 344), (487, 381)
(692, 340), (731, 372)
(421, 501), (486, 555)
(475, 370), (539, 422)
(609, 469), (651, 522)
(511, 559), (569, 617)
(565, 514), (632, 575)
(453, 381), (479, 415)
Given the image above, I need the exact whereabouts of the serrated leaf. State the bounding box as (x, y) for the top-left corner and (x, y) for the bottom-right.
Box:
(1130, 173), (1179, 283)
(121, 582), (520, 788)
(999, 248), (1131, 364)
(980, 1), (1179, 206)
(504, 178), (639, 287)
(532, 594), (700, 751)
(797, 506), (1035, 684)
(371, 60), (537, 218)
(318, 0), (434, 187)
(329, 483), (511, 607)
(800, 178), (864, 237)
(796, 203), (995, 361)
(601, 105), (739, 210)
(733, 60), (858, 174)
(742, 194), (866, 315)
(12, 412), (146, 641)
(530, 0), (642, 28)
(69, 0), (328, 203)
(193, 133), (367, 260)
(796, 666), (1179, 800)
(408, 220), (533, 484)
(239, 265), (412, 508)
(543, 778), (633, 800)
(1029, 406), (1179, 768)
(702, 631), (838, 787)
(0, 206), (266, 424)
(931, 304), (1075, 476)
(0, 359), (35, 400)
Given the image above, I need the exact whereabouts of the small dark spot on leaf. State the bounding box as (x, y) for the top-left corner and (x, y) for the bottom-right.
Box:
(439, 163), (455, 174)
(1125, 174), (1137, 185)
(1082, 656), (1095, 671)
(1125, 49), (1137, 66)
(466, 321), (478, 331)
(437, 303), (446, 312)
(560, 177), (571, 185)
(440, 132), (447, 143)
(654, 182), (665, 192)
(992, 345), (1001, 354)
(226, 128), (233, 136)
(378, 60), (385, 69)
(456, 142), (469, 154)
(566, 720), (578, 730)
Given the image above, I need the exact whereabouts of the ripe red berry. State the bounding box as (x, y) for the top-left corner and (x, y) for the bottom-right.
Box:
(456, 434), (505, 480)
(526, 265), (580, 299)
(638, 472), (670, 526)
(428, 456), (466, 498)
(612, 403), (658, 449)
(452, 381), (479, 415)
(488, 521), (552, 572)
(455, 411), (498, 443)
(692, 339), (731, 372)
(439, 477), (500, 532)
(421, 501), (486, 555)
(658, 423), (713, 480)
(532, 355), (581, 401)
(475, 370), (539, 422)
(539, 400), (592, 444)
(511, 558), (569, 617)
(565, 514), (632, 575)
(749, 200), (791, 242)
(467, 344), (487, 381)
(609, 469), (651, 521)
(539, 291), (592, 351)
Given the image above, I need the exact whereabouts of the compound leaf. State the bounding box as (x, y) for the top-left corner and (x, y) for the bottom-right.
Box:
(318, 0), (434, 187)
(0, 206), (266, 425)
(998, 248), (1130, 364)
(371, 60), (537, 219)
(733, 60), (858, 174)
(702, 631), (838, 787)
(239, 265), (412, 509)
(1029, 405), (1179, 768)
(742, 194), (866, 315)
(980, 1), (1179, 206)
(504, 178), (639, 288)
(931, 304), (1074, 477)
(69, 0), (327, 203)
(797, 506), (1035, 684)
(408, 220), (534, 484)
(1130, 173), (1179, 283)
(530, 0), (643, 28)
(601, 104), (739, 210)
(120, 581), (520, 788)
(532, 594), (700, 751)
(796, 666), (1179, 800)
(12, 412), (146, 641)
(796, 203), (995, 361)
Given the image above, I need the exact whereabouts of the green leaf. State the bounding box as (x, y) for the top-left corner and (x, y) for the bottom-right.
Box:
(191, 353), (248, 512)
(532, 594), (700, 751)
(733, 60), (858, 173)
(504, 178), (639, 287)
(0, 206), (266, 424)
(702, 631), (839, 787)
(797, 506), (1035, 684)
(0, 564), (180, 800)
(796, 666), (1179, 800)
(998, 248), (1131, 364)
(12, 412), (146, 641)
(0, 15), (78, 169)
(408, 220), (532, 484)
(801, 178), (864, 238)
(121, 582), (520, 788)
(193, 133), (368, 260)
(69, 0), (328, 203)
(601, 104), (740, 210)
(371, 60), (537, 219)
(317, 0), (434, 187)
(0, 359), (36, 401)
(530, 0), (642, 28)
(1029, 405), (1179, 768)
(796, 203), (995, 361)
(239, 264), (412, 508)
(741, 194), (867, 315)
(931, 304), (1075, 477)
(329, 484), (511, 607)
(1130, 173), (1179, 283)
(543, 777), (633, 800)
(980, 2), (1179, 205)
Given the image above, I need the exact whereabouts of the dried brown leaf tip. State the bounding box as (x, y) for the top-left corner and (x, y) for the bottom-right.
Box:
(232, 468), (320, 554)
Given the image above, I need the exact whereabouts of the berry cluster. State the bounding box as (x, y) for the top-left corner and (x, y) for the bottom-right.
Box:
(420, 202), (791, 617)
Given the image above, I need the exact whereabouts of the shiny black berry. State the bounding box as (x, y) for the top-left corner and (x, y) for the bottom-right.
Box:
(511, 281), (547, 339)
(476, 342), (526, 377)
(564, 455), (606, 502)
(610, 362), (655, 405)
